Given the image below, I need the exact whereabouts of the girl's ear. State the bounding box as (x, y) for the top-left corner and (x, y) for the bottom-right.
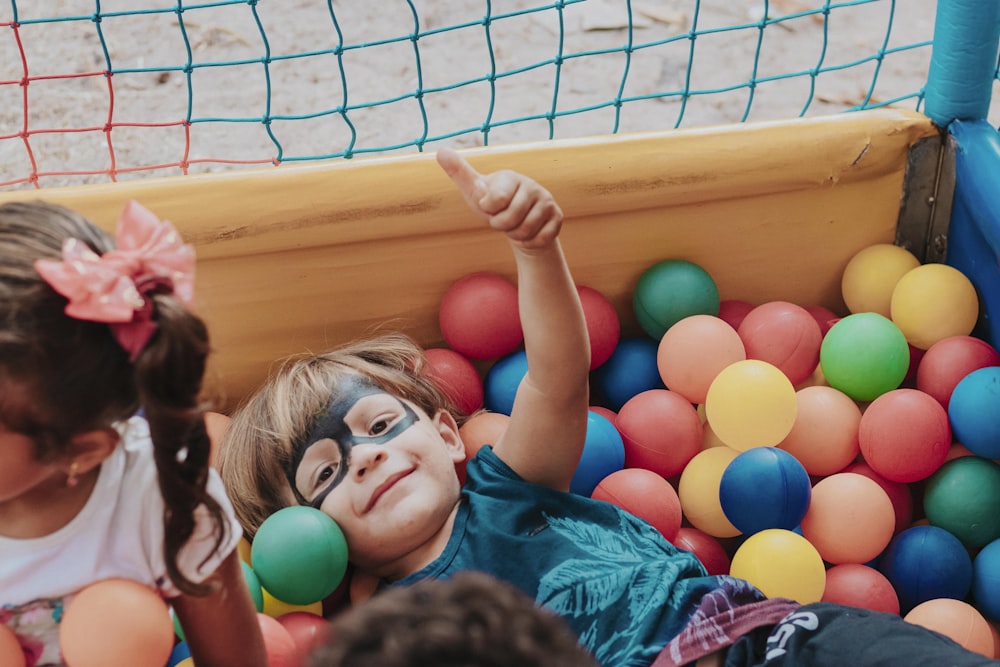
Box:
(434, 409), (467, 463)
(64, 427), (120, 476)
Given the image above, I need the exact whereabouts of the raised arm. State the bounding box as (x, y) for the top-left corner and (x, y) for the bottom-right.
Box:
(437, 148), (591, 491)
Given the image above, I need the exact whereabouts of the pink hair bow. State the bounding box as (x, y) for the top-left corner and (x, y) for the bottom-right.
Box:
(34, 200), (195, 361)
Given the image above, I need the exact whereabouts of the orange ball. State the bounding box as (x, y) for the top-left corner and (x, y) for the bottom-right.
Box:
(258, 613), (299, 667)
(904, 598), (996, 659)
(457, 411), (509, 483)
(60, 578), (174, 667)
(777, 385), (861, 477)
(678, 447), (741, 538)
(799, 472), (895, 565)
(617, 389), (703, 478)
(0, 624), (25, 667)
(657, 314), (746, 404)
(592, 468), (682, 541)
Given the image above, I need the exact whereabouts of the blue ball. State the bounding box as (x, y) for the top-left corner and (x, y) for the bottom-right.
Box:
(972, 537), (1000, 622)
(948, 366), (1000, 458)
(879, 525), (973, 613)
(592, 337), (665, 411)
(167, 642), (192, 667)
(569, 411), (625, 496)
(719, 447), (811, 535)
(483, 350), (528, 415)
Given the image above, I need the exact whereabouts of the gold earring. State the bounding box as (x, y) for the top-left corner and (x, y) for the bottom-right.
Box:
(66, 462), (79, 488)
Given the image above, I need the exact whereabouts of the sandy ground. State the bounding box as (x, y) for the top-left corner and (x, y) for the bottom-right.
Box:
(0, 0), (979, 191)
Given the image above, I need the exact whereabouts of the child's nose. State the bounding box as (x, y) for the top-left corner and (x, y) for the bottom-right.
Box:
(352, 446), (387, 479)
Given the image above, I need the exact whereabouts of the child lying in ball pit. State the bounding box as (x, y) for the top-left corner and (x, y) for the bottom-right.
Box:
(217, 148), (997, 667)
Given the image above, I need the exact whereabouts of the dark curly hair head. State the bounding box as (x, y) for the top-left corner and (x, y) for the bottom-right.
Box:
(309, 571), (599, 667)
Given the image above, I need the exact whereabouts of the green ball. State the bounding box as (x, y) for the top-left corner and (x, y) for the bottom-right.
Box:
(819, 313), (908, 401)
(924, 456), (1000, 549)
(241, 560), (264, 612)
(251, 506), (349, 606)
(633, 259), (720, 340)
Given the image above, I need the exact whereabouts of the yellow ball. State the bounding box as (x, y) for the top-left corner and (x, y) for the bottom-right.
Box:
(841, 243), (920, 317)
(237, 536), (253, 565)
(890, 263), (979, 349)
(730, 529), (826, 603)
(705, 360), (797, 451)
(261, 587), (323, 618)
(678, 446), (741, 538)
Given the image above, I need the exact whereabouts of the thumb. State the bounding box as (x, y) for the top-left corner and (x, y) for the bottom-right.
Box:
(437, 148), (487, 207)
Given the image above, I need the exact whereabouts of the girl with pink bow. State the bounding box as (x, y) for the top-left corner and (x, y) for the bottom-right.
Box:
(0, 201), (267, 666)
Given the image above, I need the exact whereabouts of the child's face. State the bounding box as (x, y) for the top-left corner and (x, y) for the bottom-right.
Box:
(288, 374), (465, 576)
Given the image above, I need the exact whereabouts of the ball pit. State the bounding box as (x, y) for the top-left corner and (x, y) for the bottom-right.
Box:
(717, 298), (754, 330)
(569, 411), (625, 496)
(592, 337), (666, 410)
(880, 525), (974, 613)
(916, 335), (1000, 409)
(923, 456), (1000, 549)
(841, 243), (920, 317)
(251, 506), (349, 607)
(819, 312), (910, 402)
(257, 613), (300, 667)
(633, 259), (720, 340)
(657, 314), (746, 404)
(858, 388), (951, 483)
(719, 447), (811, 535)
(592, 467), (682, 541)
(729, 529), (826, 604)
(482, 350), (528, 415)
(972, 539), (1000, 622)
(842, 461), (914, 535)
(438, 271), (522, 360)
(903, 598), (996, 659)
(423, 347), (484, 415)
(616, 389), (702, 478)
(704, 359), (797, 451)
(670, 526), (731, 576)
(777, 385), (861, 477)
(578, 284), (621, 370)
(890, 263), (980, 350)
(737, 300), (822, 386)
(948, 366), (1000, 458)
(822, 563), (899, 614)
(799, 472), (895, 565)
(678, 447), (741, 538)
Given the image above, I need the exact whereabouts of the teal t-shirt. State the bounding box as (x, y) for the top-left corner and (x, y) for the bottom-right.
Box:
(397, 446), (755, 667)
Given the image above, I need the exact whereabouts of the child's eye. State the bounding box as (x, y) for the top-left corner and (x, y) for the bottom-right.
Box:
(316, 464), (338, 487)
(370, 417), (391, 435)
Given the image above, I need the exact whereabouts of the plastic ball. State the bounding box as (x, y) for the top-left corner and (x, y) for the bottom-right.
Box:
(237, 535), (253, 565)
(258, 613), (299, 667)
(730, 529), (826, 603)
(841, 243), (920, 317)
(802, 304), (840, 336)
(737, 301), (822, 386)
(167, 642), (192, 667)
(819, 313), (909, 401)
(60, 578), (174, 667)
(657, 314), (746, 404)
(858, 388), (951, 483)
(678, 447), (741, 538)
(671, 526), (731, 576)
(251, 506), (349, 606)
(458, 411), (509, 462)
(890, 263), (979, 350)
(439, 272), (522, 360)
(174, 660), (194, 667)
(592, 337), (666, 411)
(972, 539), (1000, 622)
(916, 335), (1000, 409)
(423, 347), (484, 415)
(904, 598), (996, 659)
(0, 624), (25, 667)
(923, 457), (1000, 549)
(570, 411), (625, 496)
(482, 350), (527, 415)
(799, 472), (895, 564)
(719, 447), (811, 535)
(592, 467), (682, 541)
(633, 259), (720, 340)
(263, 586), (323, 618)
(822, 563), (899, 614)
(717, 299), (754, 331)
(242, 560), (265, 612)
(949, 366), (1000, 458)
(617, 389), (702, 478)
(879, 525), (973, 613)
(578, 285), (621, 370)
(589, 405), (618, 424)
(843, 461), (914, 535)
(277, 611), (330, 666)
(704, 359), (797, 451)
(777, 385), (861, 477)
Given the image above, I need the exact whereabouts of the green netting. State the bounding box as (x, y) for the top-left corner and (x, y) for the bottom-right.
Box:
(0, 0), (996, 189)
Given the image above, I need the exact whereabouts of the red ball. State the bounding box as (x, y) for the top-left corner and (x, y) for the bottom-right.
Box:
(578, 285), (621, 370)
(277, 612), (330, 666)
(737, 301), (823, 386)
(916, 335), (1000, 409)
(671, 526), (731, 576)
(842, 461), (914, 535)
(423, 347), (484, 415)
(822, 563), (900, 615)
(258, 613), (299, 667)
(617, 389), (703, 478)
(858, 388), (951, 483)
(718, 299), (755, 331)
(439, 272), (522, 360)
(589, 405), (618, 427)
(591, 468), (682, 541)
(802, 304), (840, 336)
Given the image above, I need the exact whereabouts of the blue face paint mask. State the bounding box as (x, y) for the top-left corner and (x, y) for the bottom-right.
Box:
(287, 375), (418, 508)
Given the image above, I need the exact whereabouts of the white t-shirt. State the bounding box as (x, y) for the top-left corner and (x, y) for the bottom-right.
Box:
(0, 416), (243, 667)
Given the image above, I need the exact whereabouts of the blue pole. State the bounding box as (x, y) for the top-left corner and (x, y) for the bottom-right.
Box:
(924, 0), (1000, 127)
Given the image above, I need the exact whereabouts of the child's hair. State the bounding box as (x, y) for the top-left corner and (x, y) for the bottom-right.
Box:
(308, 571), (599, 667)
(218, 331), (467, 539)
(0, 200), (226, 595)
